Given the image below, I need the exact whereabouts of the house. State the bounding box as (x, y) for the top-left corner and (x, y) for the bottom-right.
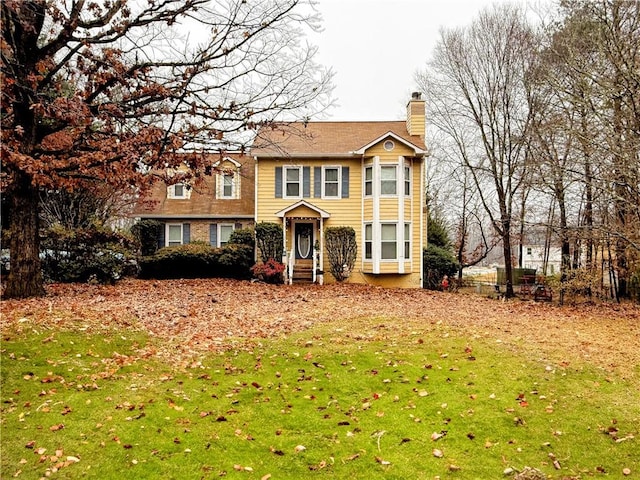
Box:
(132, 153), (255, 247)
(252, 93), (428, 287)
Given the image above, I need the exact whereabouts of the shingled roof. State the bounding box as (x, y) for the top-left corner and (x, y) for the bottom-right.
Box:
(252, 121), (426, 157)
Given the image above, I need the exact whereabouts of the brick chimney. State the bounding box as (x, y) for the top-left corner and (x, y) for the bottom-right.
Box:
(406, 91), (425, 137)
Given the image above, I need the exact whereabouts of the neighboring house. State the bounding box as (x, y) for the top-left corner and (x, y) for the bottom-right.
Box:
(252, 93), (428, 287)
(132, 153), (254, 248)
(522, 244), (562, 275)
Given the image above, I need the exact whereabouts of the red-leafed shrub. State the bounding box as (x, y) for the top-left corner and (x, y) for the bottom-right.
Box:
(251, 258), (285, 284)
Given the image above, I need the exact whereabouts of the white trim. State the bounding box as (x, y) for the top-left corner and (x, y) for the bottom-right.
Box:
(275, 200), (331, 219)
(353, 131), (427, 155)
(380, 164), (398, 197)
(166, 223), (183, 246)
(167, 183), (191, 199)
(398, 156), (405, 273)
(217, 223), (235, 247)
(321, 165), (341, 199)
(372, 156), (380, 273)
(283, 165), (303, 199)
(213, 156), (242, 168)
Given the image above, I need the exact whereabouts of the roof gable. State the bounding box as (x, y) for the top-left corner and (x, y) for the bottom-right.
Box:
(252, 121), (426, 157)
(353, 131), (427, 155)
(275, 200), (331, 219)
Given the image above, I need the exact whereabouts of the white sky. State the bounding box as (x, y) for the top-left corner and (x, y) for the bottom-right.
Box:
(310, 0), (497, 121)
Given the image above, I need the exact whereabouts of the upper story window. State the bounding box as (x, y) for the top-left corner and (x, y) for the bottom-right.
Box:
(217, 172), (240, 199)
(214, 158), (242, 200)
(323, 166), (340, 198)
(285, 166), (302, 198)
(380, 166), (397, 195)
(404, 165), (411, 196)
(364, 166), (373, 197)
(167, 183), (190, 199)
(275, 166), (310, 199)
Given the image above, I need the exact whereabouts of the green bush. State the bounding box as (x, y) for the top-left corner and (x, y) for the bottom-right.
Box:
(228, 228), (255, 248)
(130, 219), (162, 256)
(325, 226), (357, 282)
(255, 222), (283, 263)
(423, 244), (459, 290)
(40, 224), (138, 284)
(217, 244), (254, 279)
(139, 243), (253, 280)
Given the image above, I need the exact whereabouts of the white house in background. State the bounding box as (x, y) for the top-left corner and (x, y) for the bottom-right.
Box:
(521, 244), (562, 275)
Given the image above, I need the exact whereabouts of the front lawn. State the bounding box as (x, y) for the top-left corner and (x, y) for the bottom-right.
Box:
(1, 279), (638, 479)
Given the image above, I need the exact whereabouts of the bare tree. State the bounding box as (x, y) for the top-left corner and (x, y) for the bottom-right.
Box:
(417, 4), (536, 297)
(534, 0), (640, 300)
(1, 0), (333, 298)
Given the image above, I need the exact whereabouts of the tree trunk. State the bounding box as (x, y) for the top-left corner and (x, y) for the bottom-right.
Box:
(3, 171), (45, 299)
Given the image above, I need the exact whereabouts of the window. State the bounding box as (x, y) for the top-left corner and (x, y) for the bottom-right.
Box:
(364, 166), (373, 196)
(380, 166), (397, 195)
(223, 175), (233, 197)
(404, 223), (411, 259)
(285, 166), (301, 198)
(404, 165), (411, 196)
(364, 224), (372, 260)
(167, 224), (183, 246)
(168, 183), (190, 199)
(323, 167), (340, 198)
(526, 247), (532, 256)
(219, 224), (234, 246)
(381, 223), (397, 260)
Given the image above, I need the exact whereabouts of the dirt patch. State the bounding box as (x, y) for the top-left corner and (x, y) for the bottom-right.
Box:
(2, 278), (638, 376)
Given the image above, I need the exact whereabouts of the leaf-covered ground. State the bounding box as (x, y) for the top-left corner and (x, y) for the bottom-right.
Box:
(2, 279), (639, 377)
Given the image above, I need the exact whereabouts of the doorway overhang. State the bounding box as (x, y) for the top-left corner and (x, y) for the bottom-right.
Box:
(275, 200), (331, 219)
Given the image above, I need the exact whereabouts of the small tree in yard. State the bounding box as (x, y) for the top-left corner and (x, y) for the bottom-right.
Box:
(325, 226), (357, 282)
(255, 222), (283, 263)
(1, 0), (332, 298)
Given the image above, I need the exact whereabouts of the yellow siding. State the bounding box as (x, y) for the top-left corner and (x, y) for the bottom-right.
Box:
(363, 201), (374, 220)
(379, 200), (398, 219)
(255, 148), (425, 288)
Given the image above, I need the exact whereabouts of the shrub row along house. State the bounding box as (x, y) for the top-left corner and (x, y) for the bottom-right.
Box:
(133, 94), (429, 287)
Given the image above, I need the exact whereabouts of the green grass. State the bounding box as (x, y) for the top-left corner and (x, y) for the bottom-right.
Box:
(1, 320), (638, 479)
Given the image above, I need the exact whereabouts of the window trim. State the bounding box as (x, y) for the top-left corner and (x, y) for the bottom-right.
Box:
(380, 223), (398, 260)
(322, 166), (341, 199)
(404, 164), (411, 196)
(364, 165), (373, 197)
(166, 223), (183, 246)
(364, 223), (373, 260)
(218, 172), (240, 199)
(380, 165), (398, 196)
(218, 223), (235, 247)
(404, 223), (411, 259)
(167, 183), (190, 199)
(284, 165), (303, 199)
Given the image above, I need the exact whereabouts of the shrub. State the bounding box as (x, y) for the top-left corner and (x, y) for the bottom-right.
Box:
(251, 258), (285, 284)
(139, 242), (254, 280)
(40, 224), (138, 284)
(423, 244), (459, 290)
(325, 226), (357, 282)
(255, 222), (283, 263)
(138, 243), (216, 279)
(228, 228), (255, 248)
(130, 219), (162, 256)
(217, 244), (254, 279)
